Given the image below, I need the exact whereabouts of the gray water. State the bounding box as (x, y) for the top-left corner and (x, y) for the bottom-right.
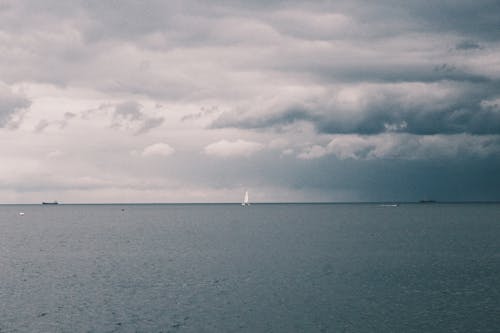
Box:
(1, 203), (499, 332)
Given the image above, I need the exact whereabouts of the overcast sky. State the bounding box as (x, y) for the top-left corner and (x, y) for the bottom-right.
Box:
(1, 0), (499, 203)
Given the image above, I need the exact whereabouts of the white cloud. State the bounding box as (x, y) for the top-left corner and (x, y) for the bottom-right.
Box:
(46, 150), (63, 159)
(141, 142), (175, 157)
(204, 139), (264, 157)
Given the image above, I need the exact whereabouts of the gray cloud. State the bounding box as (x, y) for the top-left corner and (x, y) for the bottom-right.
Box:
(456, 40), (482, 50)
(64, 112), (77, 120)
(403, 1), (500, 41)
(135, 116), (164, 135)
(58, 112), (77, 129)
(0, 83), (31, 127)
(34, 119), (50, 133)
(213, 106), (310, 130)
(213, 81), (500, 135)
(1, 1), (498, 99)
(317, 85), (500, 135)
(297, 134), (500, 160)
(111, 101), (164, 134)
(113, 101), (144, 121)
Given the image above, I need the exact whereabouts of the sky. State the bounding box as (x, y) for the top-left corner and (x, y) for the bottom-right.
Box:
(1, 0), (500, 203)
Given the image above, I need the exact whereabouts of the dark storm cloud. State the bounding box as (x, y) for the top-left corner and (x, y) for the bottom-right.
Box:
(194, 1), (500, 137)
(291, 155), (500, 202)
(312, 63), (490, 85)
(298, 1), (500, 42)
(2, 1), (498, 89)
(1, 0), (498, 138)
(212, 106), (312, 130)
(214, 80), (500, 135)
(317, 84), (500, 135)
(402, 0), (500, 41)
(455, 40), (482, 50)
(2, 1), (500, 139)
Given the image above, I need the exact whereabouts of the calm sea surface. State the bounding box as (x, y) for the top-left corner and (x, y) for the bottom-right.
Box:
(1, 203), (499, 332)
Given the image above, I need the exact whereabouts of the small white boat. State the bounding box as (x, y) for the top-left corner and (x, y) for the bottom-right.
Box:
(18, 212), (25, 216)
(241, 190), (250, 206)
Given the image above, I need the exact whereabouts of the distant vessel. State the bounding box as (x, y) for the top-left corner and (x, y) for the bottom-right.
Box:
(241, 190), (250, 206)
(419, 200), (436, 204)
(42, 201), (59, 205)
(380, 204), (399, 207)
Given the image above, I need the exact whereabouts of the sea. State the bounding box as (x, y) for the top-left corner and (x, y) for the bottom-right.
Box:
(1, 203), (499, 332)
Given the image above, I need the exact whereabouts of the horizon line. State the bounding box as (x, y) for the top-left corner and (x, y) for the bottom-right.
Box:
(1, 200), (499, 205)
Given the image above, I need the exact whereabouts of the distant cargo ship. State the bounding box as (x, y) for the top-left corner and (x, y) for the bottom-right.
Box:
(42, 201), (59, 205)
(418, 200), (436, 204)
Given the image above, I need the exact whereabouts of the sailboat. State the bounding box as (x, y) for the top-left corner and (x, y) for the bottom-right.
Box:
(241, 190), (250, 206)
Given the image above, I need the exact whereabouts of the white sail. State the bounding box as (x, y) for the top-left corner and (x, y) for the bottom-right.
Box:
(242, 190), (249, 206)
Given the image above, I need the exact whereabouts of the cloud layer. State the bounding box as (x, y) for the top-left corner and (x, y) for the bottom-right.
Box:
(213, 81), (500, 135)
(0, 0), (499, 202)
